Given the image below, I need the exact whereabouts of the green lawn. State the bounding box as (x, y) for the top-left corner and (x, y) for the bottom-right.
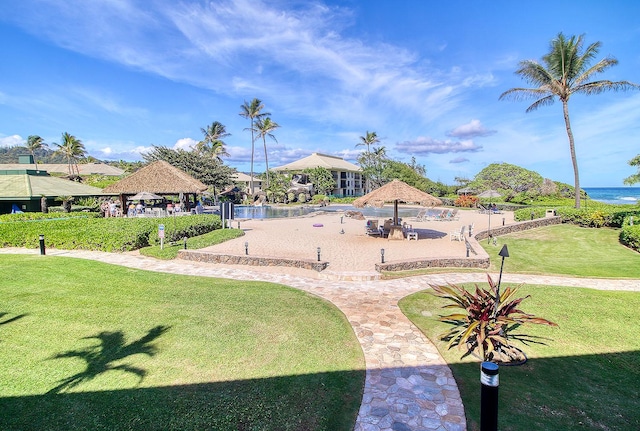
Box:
(400, 284), (640, 431)
(485, 224), (640, 277)
(0, 255), (365, 431)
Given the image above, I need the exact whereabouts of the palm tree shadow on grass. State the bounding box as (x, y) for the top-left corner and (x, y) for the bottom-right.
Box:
(47, 325), (171, 394)
(0, 312), (28, 328)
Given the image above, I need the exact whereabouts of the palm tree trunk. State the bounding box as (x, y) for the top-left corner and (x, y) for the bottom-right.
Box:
(263, 136), (269, 189)
(562, 100), (581, 208)
(250, 127), (255, 198)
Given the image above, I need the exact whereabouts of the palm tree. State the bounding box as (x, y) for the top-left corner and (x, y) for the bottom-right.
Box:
(500, 33), (639, 208)
(239, 98), (270, 196)
(197, 121), (230, 161)
(26, 135), (47, 170)
(54, 132), (86, 176)
(355, 131), (380, 154)
(254, 117), (280, 189)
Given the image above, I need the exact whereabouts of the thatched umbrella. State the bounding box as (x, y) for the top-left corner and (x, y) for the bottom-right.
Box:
(103, 161), (208, 213)
(353, 179), (442, 225)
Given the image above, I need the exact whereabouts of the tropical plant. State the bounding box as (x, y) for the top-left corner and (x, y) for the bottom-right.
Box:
(197, 121), (230, 160)
(623, 154), (640, 185)
(254, 117), (280, 189)
(54, 132), (85, 176)
(454, 194), (479, 208)
(239, 98), (269, 196)
(355, 131), (380, 191)
(55, 195), (74, 213)
(431, 275), (557, 364)
(26, 135), (47, 169)
(500, 32), (639, 209)
(303, 166), (335, 196)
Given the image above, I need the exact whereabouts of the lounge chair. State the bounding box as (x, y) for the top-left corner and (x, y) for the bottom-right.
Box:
(365, 219), (381, 237)
(433, 210), (448, 221)
(381, 219), (393, 237)
(414, 208), (428, 222)
(450, 225), (466, 241)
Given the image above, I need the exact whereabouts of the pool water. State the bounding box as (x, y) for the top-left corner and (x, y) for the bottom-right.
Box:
(232, 205), (435, 220)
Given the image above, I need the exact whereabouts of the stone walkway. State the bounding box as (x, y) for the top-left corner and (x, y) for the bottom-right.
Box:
(2, 248), (638, 431)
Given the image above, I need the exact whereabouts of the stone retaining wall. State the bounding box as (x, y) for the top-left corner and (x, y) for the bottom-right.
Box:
(178, 250), (329, 272)
(474, 216), (561, 240)
(376, 255), (490, 272)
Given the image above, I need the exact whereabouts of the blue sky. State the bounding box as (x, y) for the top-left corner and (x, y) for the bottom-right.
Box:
(1, 0), (639, 187)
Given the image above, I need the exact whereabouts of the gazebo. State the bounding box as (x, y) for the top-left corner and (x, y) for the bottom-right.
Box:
(103, 161), (208, 213)
(353, 179), (442, 239)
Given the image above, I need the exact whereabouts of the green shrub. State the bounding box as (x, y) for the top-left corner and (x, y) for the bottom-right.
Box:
(515, 205), (640, 228)
(0, 215), (222, 252)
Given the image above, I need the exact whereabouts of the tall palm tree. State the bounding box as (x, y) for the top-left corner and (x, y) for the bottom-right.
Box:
(254, 117), (280, 189)
(355, 131), (380, 154)
(197, 121), (230, 161)
(239, 98), (270, 196)
(26, 135), (47, 170)
(500, 33), (639, 208)
(54, 132), (85, 176)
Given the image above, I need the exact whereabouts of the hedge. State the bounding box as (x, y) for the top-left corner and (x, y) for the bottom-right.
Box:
(0, 214), (221, 252)
(514, 206), (640, 228)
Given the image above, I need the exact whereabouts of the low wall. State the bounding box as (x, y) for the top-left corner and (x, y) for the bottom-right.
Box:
(178, 250), (329, 272)
(376, 254), (489, 272)
(474, 216), (562, 240)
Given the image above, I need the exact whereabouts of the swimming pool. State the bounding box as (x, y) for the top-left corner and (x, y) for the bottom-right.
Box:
(231, 204), (436, 220)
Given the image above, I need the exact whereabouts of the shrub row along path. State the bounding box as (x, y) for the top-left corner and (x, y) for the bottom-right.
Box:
(3, 247), (638, 431)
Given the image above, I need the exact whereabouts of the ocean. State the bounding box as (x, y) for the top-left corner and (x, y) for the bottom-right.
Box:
(583, 187), (640, 205)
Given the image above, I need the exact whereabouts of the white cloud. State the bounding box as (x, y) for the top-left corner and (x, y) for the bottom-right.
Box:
(173, 138), (198, 151)
(0, 134), (24, 147)
(449, 157), (469, 164)
(447, 119), (496, 139)
(396, 137), (482, 155)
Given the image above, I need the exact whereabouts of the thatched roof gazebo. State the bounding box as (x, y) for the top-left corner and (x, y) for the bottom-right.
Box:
(353, 180), (442, 238)
(103, 161), (208, 213)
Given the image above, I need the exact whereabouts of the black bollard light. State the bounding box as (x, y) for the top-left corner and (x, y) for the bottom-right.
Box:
(183, 237), (187, 250)
(465, 240), (471, 257)
(468, 224), (473, 237)
(530, 212), (534, 220)
(237, 221), (241, 229)
(317, 247), (321, 262)
(39, 234), (46, 255)
(340, 216), (344, 224)
(380, 248), (385, 264)
(502, 217), (505, 226)
(480, 361), (499, 431)
(244, 241), (249, 255)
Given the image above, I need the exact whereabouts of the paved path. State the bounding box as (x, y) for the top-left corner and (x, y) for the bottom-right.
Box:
(2, 248), (638, 431)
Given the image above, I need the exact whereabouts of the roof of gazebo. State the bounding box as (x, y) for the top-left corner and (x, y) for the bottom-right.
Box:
(353, 179), (442, 208)
(102, 161), (207, 194)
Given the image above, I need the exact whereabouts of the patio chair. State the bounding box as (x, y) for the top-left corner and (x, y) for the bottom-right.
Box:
(365, 220), (381, 237)
(450, 225), (466, 241)
(433, 210), (448, 221)
(414, 208), (427, 221)
(381, 219), (393, 237)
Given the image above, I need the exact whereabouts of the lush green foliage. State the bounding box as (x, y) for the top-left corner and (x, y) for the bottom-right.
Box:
(0, 215), (221, 252)
(400, 284), (640, 431)
(432, 275), (556, 363)
(0, 212), (100, 222)
(140, 227), (245, 259)
(0, 255), (364, 430)
(303, 166), (336, 195)
(143, 145), (236, 190)
(469, 163), (543, 196)
(515, 204), (640, 228)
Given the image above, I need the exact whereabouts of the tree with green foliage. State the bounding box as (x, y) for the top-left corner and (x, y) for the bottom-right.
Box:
(254, 117), (280, 189)
(358, 145), (388, 189)
(500, 33), (639, 209)
(143, 145), (236, 193)
(355, 131), (380, 191)
(470, 163), (544, 198)
(623, 155), (640, 185)
(303, 166), (336, 195)
(197, 121), (230, 161)
(261, 170), (291, 203)
(54, 132), (85, 176)
(239, 98), (269, 196)
(26, 135), (47, 170)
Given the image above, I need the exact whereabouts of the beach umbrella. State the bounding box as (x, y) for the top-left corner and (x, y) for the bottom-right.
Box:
(477, 189), (502, 198)
(129, 191), (163, 201)
(353, 179), (442, 225)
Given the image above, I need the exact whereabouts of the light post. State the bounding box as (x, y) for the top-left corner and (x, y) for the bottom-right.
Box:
(493, 244), (510, 317)
(380, 248), (385, 264)
(487, 209), (492, 244)
(480, 361), (499, 431)
(39, 234), (45, 255)
(465, 240), (471, 257)
(317, 247), (321, 262)
(244, 241), (249, 255)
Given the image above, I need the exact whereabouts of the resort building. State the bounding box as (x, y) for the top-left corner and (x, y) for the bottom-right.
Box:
(0, 156), (125, 176)
(272, 153), (363, 197)
(232, 172), (263, 194)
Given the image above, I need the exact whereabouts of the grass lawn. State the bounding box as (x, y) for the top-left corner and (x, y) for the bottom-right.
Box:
(0, 255), (365, 431)
(140, 228), (244, 259)
(484, 224), (640, 277)
(399, 284), (640, 431)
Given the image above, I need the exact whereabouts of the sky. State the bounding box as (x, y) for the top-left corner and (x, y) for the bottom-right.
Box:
(1, 0), (639, 187)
